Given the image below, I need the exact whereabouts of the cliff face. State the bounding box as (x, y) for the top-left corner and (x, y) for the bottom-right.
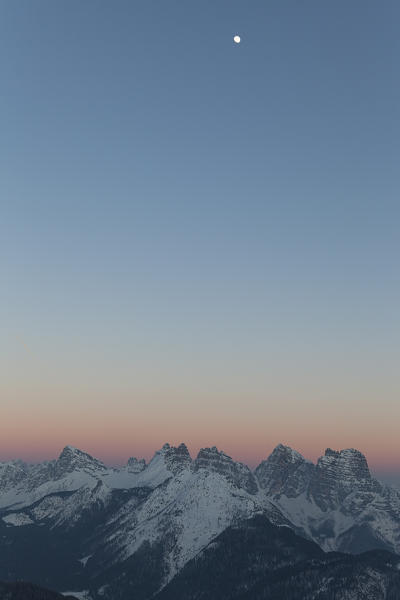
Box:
(309, 447), (378, 511)
(255, 444), (314, 497)
(254, 445), (399, 554)
(193, 446), (258, 494)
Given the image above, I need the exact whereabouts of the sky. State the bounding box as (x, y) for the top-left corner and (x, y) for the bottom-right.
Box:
(1, 1), (399, 479)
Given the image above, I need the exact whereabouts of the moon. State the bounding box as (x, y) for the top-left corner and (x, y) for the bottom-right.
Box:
(233, 35), (241, 44)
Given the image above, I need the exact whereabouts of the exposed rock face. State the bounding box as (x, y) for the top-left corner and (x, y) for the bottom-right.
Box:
(52, 446), (106, 479)
(0, 447), (109, 510)
(162, 443), (192, 475)
(1, 441), (400, 599)
(309, 447), (378, 511)
(254, 445), (398, 554)
(254, 445), (378, 510)
(127, 457), (146, 473)
(0, 461), (28, 493)
(193, 447), (258, 495)
(255, 444), (314, 497)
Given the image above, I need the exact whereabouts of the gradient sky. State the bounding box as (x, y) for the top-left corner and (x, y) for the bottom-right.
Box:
(1, 1), (399, 478)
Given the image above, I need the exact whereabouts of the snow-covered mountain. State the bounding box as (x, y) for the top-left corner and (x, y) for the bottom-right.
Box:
(0, 443), (285, 597)
(0, 442), (399, 599)
(156, 515), (400, 600)
(256, 444), (400, 554)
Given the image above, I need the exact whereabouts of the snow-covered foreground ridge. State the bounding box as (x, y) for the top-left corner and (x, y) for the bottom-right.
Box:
(0, 442), (400, 592)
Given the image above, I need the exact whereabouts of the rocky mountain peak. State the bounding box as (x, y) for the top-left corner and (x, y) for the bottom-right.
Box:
(193, 447), (258, 494)
(194, 446), (232, 469)
(255, 444), (314, 497)
(325, 448), (340, 458)
(127, 457), (146, 473)
(54, 446), (106, 478)
(309, 447), (377, 511)
(58, 445), (81, 458)
(161, 443), (192, 475)
(318, 447), (372, 482)
(273, 444), (305, 462)
(58, 445), (90, 461)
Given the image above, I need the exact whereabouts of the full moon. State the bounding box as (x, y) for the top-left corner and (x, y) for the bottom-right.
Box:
(233, 35), (241, 44)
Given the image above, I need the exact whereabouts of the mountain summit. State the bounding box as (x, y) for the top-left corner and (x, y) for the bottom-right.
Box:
(54, 446), (106, 477)
(255, 443), (313, 497)
(1, 442), (399, 598)
(254, 444), (397, 553)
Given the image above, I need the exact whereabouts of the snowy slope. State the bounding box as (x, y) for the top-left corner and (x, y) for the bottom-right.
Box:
(0, 443), (289, 597)
(1, 441), (399, 599)
(0, 445), (168, 512)
(95, 448), (285, 584)
(255, 444), (400, 554)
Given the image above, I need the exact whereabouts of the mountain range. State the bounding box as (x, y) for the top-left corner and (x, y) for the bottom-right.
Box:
(1, 443), (399, 599)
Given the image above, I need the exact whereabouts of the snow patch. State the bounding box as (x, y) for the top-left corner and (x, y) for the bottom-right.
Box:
(2, 512), (33, 526)
(62, 591), (91, 600)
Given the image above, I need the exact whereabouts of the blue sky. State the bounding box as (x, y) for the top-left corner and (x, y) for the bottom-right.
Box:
(1, 1), (399, 474)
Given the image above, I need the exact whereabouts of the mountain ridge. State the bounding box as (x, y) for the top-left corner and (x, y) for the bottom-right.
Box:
(1, 442), (400, 598)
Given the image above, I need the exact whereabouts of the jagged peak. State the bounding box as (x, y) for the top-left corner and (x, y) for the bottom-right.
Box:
(149, 442), (171, 458)
(64, 444), (79, 451)
(59, 445), (89, 458)
(193, 446), (258, 494)
(196, 446), (231, 460)
(340, 447), (368, 459)
(269, 444), (306, 463)
(322, 447), (367, 458)
(275, 443), (292, 451)
(309, 446), (376, 510)
(255, 444), (313, 497)
(127, 457), (146, 472)
(151, 442), (192, 475)
(177, 442), (190, 452)
(324, 448), (340, 458)
(319, 447), (370, 469)
(154, 442), (190, 456)
(56, 445), (106, 473)
(165, 443), (192, 473)
(254, 445), (308, 474)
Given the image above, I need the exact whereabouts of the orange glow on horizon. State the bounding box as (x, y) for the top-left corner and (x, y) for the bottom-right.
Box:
(1, 434), (398, 475)
(1, 390), (399, 473)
